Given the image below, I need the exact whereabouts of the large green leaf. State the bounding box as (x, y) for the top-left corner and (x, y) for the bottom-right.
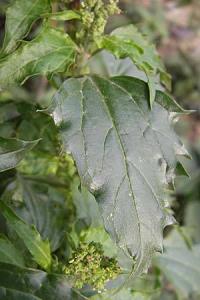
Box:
(0, 235), (25, 267)
(0, 201), (51, 270)
(0, 25), (77, 88)
(96, 25), (170, 107)
(49, 75), (187, 281)
(154, 229), (200, 299)
(0, 263), (86, 300)
(0, 137), (39, 172)
(2, 0), (51, 54)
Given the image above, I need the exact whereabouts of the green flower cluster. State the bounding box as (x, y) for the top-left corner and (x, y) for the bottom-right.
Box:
(64, 242), (120, 290)
(77, 0), (120, 41)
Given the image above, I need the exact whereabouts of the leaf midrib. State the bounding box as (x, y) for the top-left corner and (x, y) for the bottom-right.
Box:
(88, 77), (142, 255)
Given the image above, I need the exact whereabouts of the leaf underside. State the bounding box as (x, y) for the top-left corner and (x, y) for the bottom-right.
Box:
(49, 75), (187, 281)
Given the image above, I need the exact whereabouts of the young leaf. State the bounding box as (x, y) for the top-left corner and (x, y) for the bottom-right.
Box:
(2, 0), (51, 55)
(0, 263), (86, 300)
(0, 26), (77, 88)
(44, 10), (81, 21)
(0, 137), (39, 172)
(49, 75), (187, 281)
(0, 201), (51, 270)
(96, 25), (170, 107)
(0, 235), (25, 267)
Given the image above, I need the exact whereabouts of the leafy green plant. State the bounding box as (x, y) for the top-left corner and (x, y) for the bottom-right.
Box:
(0, 0), (198, 299)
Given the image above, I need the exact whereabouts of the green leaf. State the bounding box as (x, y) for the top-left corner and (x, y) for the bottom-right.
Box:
(82, 227), (118, 258)
(0, 25), (77, 88)
(0, 102), (20, 124)
(0, 137), (39, 172)
(0, 288), (42, 300)
(96, 25), (171, 107)
(49, 75), (187, 281)
(154, 229), (200, 299)
(0, 201), (51, 270)
(185, 201), (200, 243)
(2, 0), (51, 55)
(92, 289), (155, 300)
(3, 177), (69, 252)
(44, 10), (81, 21)
(0, 263), (86, 300)
(175, 161), (190, 177)
(89, 50), (147, 80)
(92, 271), (161, 299)
(0, 235), (25, 267)
(72, 181), (102, 227)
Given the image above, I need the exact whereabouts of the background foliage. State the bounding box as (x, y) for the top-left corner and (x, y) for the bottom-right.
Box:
(0, 0), (200, 299)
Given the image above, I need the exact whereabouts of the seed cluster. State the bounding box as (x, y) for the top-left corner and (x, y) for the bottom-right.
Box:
(77, 0), (120, 41)
(64, 242), (120, 290)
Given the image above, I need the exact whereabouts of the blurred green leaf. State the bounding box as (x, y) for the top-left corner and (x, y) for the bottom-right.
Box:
(0, 137), (39, 172)
(154, 228), (200, 299)
(89, 50), (147, 80)
(0, 263), (86, 299)
(0, 201), (51, 270)
(0, 289), (41, 300)
(44, 10), (81, 21)
(0, 25), (77, 88)
(92, 289), (157, 300)
(0, 102), (20, 124)
(185, 201), (200, 243)
(0, 235), (25, 267)
(2, 0), (51, 55)
(3, 177), (69, 252)
(72, 182), (102, 228)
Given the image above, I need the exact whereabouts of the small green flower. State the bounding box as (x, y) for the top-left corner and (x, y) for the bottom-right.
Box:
(64, 242), (120, 290)
(77, 0), (121, 43)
